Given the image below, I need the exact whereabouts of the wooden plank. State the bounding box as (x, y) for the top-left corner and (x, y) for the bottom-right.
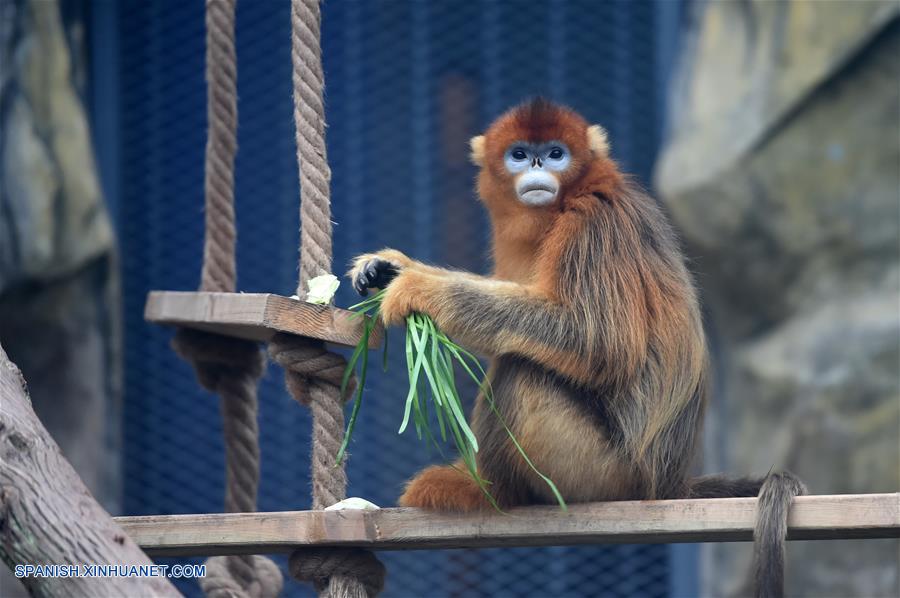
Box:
(116, 493), (900, 557)
(144, 291), (381, 348)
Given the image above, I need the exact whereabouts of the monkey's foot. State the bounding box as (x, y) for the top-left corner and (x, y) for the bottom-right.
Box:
(399, 465), (491, 512)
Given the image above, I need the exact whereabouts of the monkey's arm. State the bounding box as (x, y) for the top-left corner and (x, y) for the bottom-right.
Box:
(354, 254), (594, 384)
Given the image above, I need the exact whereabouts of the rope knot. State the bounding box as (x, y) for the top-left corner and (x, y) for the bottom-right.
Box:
(200, 555), (284, 598)
(268, 333), (353, 405)
(289, 547), (386, 597)
(172, 329), (265, 392)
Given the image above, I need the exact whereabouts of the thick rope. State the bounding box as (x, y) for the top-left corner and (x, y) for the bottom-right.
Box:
(172, 331), (283, 598)
(173, 2), (283, 596)
(201, 555), (284, 598)
(268, 335), (385, 597)
(289, 548), (386, 598)
(286, 5), (384, 594)
(269, 335), (351, 508)
(200, 0), (239, 294)
(172, 332), (265, 514)
(292, 0), (333, 294)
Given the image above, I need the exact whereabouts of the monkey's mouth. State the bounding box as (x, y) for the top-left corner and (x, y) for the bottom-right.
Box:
(518, 183), (558, 206)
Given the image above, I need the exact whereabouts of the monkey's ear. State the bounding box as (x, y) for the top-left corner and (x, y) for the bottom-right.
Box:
(587, 125), (610, 157)
(469, 135), (486, 166)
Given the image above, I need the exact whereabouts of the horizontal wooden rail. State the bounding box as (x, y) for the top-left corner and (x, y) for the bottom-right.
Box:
(117, 493), (899, 557)
(144, 291), (381, 348)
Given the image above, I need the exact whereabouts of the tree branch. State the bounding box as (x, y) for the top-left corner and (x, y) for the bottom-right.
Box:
(0, 344), (180, 597)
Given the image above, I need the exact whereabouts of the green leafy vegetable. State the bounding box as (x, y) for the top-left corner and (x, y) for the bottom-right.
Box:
(339, 291), (566, 511)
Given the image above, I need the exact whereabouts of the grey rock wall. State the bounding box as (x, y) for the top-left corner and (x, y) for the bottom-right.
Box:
(656, 1), (899, 596)
(0, 0), (114, 292)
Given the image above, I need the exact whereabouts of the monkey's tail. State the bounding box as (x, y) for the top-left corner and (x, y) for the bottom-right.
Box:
(688, 471), (807, 598)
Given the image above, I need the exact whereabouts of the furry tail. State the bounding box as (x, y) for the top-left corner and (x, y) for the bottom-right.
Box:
(752, 472), (806, 598)
(688, 471), (807, 598)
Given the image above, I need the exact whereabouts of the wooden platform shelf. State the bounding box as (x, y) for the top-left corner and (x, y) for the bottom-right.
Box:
(117, 493), (899, 557)
(145, 291), (381, 348)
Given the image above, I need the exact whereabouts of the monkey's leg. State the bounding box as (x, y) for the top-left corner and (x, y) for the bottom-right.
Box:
(398, 461), (492, 512)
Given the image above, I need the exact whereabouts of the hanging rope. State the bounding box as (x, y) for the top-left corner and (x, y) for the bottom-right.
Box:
(267, 1), (386, 596)
(199, 0), (238, 294)
(291, 0), (333, 293)
(172, 331), (283, 598)
(172, 1), (283, 596)
(289, 548), (385, 598)
(269, 337), (351, 509)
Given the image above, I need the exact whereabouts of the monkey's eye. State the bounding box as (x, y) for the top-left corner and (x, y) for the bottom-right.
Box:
(548, 147), (564, 160)
(511, 148), (528, 161)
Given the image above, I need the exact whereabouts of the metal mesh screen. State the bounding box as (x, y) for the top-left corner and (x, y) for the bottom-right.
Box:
(109, 1), (685, 596)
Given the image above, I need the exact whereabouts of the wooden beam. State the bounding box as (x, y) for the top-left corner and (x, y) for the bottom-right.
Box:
(144, 290), (381, 348)
(117, 493), (900, 557)
(0, 344), (180, 596)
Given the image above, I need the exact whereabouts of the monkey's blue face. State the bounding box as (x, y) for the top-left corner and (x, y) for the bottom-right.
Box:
(504, 142), (571, 206)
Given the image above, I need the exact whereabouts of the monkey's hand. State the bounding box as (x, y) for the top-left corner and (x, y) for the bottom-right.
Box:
(348, 249), (414, 296)
(377, 268), (440, 327)
(349, 249), (477, 327)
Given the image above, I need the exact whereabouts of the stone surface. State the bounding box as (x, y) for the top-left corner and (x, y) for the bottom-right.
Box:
(0, 258), (121, 512)
(656, 1), (899, 596)
(658, 0), (898, 198)
(0, 0), (113, 293)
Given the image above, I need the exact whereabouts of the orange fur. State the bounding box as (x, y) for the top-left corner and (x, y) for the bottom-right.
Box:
(398, 463), (491, 512)
(350, 99), (706, 508)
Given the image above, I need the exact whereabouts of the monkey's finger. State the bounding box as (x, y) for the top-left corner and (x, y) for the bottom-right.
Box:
(353, 259), (384, 295)
(352, 259), (399, 296)
(368, 259), (399, 289)
(364, 261), (380, 284)
(353, 269), (370, 296)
